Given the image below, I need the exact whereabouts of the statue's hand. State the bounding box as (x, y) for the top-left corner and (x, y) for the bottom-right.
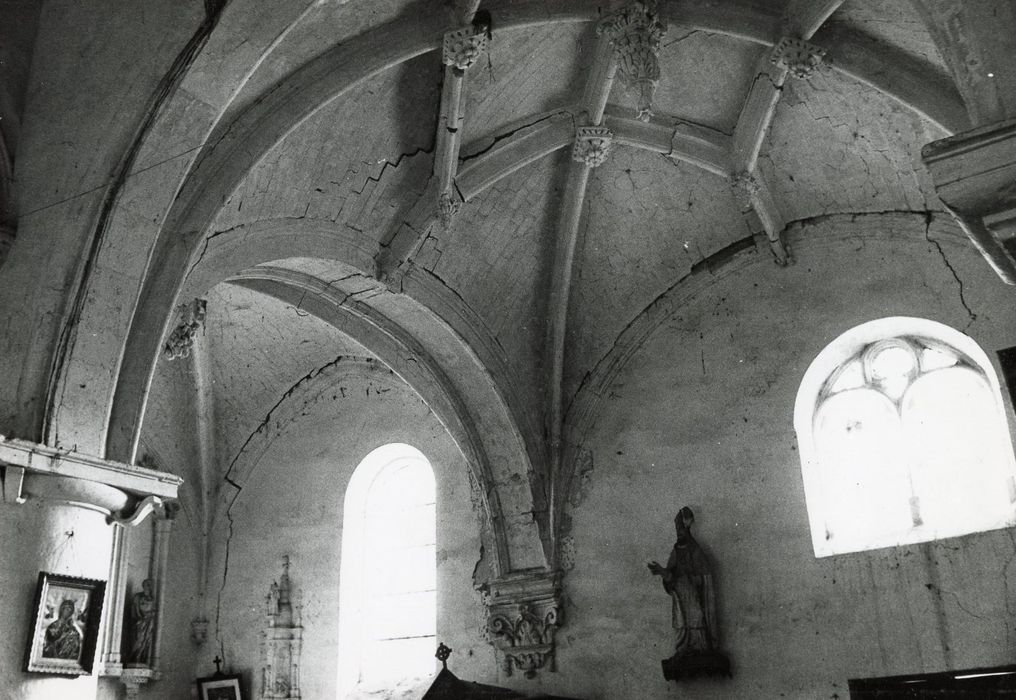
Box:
(647, 561), (664, 576)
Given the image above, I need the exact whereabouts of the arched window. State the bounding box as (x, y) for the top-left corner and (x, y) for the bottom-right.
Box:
(795, 317), (1016, 557)
(337, 444), (436, 695)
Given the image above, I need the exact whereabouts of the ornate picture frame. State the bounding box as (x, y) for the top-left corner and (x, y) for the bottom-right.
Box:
(24, 572), (105, 675)
(196, 674), (244, 700)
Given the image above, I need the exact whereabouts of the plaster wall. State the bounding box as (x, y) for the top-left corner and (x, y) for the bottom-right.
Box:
(0, 504), (113, 700)
(203, 361), (492, 698)
(0, 0), (202, 442)
(547, 214), (1016, 699)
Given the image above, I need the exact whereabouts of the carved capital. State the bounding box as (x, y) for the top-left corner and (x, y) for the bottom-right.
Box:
(597, 1), (666, 122)
(483, 570), (562, 678)
(572, 126), (614, 168)
(437, 190), (461, 228)
(163, 298), (207, 361)
(443, 27), (489, 72)
(769, 37), (825, 79)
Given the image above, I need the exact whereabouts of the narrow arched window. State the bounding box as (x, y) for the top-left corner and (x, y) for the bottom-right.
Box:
(337, 444), (436, 695)
(795, 318), (1016, 556)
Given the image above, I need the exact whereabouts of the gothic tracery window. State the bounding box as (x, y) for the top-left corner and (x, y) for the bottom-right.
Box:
(337, 443), (436, 694)
(795, 318), (1016, 556)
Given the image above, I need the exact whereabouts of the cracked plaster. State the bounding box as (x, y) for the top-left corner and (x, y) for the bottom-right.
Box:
(202, 282), (371, 482)
(568, 147), (747, 405)
(560, 216), (1016, 698)
(759, 67), (945, 219)
(462, 23), (588, 145)
(211, 53), (438, 247)
(6, 4), (1016, 697)
(644, 29), (765, 134)
(203, 361), (492, 697)
(426, 151), (567, 437)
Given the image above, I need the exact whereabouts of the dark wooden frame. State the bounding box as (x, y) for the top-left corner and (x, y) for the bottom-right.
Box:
(196, 674), (244, 700)
(24, 572), (106, 675)
(849, 665), (1016, 698)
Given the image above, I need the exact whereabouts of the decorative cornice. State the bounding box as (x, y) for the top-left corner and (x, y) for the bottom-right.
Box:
(443, 26), (489, 72)
(769, 36), (826, 79)
(0, 436), (182, 500)
(483, 570), (562, 678)
(572, 126), (614, 168)
(922, 118), (1016, 282)
(162, 298), (206, 361)
(597, 1), (666, 122)
(119, 667), (154, 699)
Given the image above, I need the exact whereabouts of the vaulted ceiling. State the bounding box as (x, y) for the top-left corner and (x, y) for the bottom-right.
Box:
(154, 0), (951, 453)
(122, 0), (975, 573)
(2, 0), (1000, 575)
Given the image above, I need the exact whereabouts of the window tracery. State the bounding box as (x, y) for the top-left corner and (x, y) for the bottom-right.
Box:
(796, 318), (1016, 556)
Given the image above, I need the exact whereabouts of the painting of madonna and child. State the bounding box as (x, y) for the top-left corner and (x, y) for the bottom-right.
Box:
(24, 572), (105, 675)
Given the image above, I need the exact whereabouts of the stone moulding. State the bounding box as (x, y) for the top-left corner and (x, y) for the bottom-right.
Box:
(484, 570), (562, 678)
(597, 0), (666, 122)
(443, 26), (489, 72)
(769, 36), (826, 79)
(572, 126), (614, 168)
(0, 436), (181, 507)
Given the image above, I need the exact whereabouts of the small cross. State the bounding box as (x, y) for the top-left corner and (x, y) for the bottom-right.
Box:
(213, 655), (222, 674)
(435, 642), (452, 669)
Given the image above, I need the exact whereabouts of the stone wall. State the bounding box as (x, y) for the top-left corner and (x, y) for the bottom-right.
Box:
(548, 214), (1016, 699)
(194, 360), (491, 699)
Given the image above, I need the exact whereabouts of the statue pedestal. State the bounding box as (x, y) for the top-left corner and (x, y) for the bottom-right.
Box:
(661, 650), (731, 682)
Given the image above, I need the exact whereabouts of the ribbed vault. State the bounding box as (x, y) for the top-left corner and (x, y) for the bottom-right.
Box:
(18, 0), (1008, 582)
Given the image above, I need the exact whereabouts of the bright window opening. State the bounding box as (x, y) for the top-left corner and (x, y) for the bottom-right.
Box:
(795, 318), (1016, 556)
(337, 444), (436, 695)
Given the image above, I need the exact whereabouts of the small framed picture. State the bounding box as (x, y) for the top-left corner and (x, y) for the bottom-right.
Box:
(197, 674), (243, 700)
(24, 572), (106, 675)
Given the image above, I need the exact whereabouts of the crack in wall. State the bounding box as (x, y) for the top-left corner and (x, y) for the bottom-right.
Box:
(563, 234), (758, 425)
(350, 140), (435, 196)
(922, 211), (977, 330)
(458, 110), (571, 164)
(212, 353), (355, 662)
